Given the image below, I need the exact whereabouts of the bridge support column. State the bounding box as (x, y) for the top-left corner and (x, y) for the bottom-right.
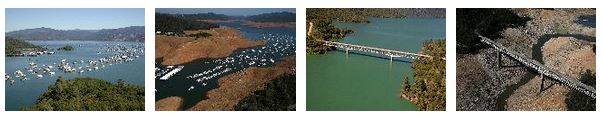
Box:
(497, 51), (502, 68)
(390, 56), (393, 62)
(540, 74), (544, 92)
(345, 49), (349, 55)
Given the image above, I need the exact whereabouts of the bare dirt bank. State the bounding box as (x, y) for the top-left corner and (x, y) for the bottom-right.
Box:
(187, 56), (296, 111)
(155, 96), (184, 111)
(505, 37), (595, 111)
(156, 27), (265, 65)
(243, 21), (296, 29)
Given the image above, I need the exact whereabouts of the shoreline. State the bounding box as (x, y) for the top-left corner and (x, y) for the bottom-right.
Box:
(243, 21), (296, 29)
(154, 56), (296, 111)
(155, 26), (266, 65)
(186, 56), (295, 111)
(200, 19), (236, 23)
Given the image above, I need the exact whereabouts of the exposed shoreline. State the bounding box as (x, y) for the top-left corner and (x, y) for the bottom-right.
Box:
(243, 21), (296, 29)
(200, 19), (236, 23)
(155, 27), (265, 65)
(187, 56), (295, 111)
(456, 8), (596, 111)
(154, 56), (296, 111)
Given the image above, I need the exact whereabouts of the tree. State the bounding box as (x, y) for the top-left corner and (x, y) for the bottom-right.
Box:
(405, 39), (446, 111)
(28, 77), (144, 111)
(402, 75), (411, 92)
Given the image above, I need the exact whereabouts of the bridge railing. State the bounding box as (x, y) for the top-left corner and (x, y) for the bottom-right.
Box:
(318, 40), (444, 60)
(476, 33), (596, 98)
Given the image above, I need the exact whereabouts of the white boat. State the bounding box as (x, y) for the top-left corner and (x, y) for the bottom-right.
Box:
(159, 66), (184, 81)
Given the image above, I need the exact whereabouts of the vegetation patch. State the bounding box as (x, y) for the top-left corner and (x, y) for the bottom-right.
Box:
(57, 45), (75, 51)
(234, 74), (296, 111)
(28, 77), (144, 111)
(402, 40), (446, 111)
(5, 37), (46, 55)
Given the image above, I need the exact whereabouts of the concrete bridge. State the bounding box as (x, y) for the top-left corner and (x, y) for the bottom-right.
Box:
(320, 40), (445, 61)
(477, 33), (596, 99)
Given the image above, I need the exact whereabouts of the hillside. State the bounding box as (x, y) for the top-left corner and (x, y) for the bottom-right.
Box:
(155, 13), (219, 34)
(5, 37), (46, 55)
(307, 8), (445, 23)
(6, 26), (145, 42)
(306, 8), (446, 54)
(28, 77), (144, 111)
(246, 12), (296, 23)
(179, 12), (230, 21)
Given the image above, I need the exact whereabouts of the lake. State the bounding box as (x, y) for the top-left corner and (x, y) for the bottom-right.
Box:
(5, 40), (145, 111)
(155, 20), (296, 110)
(307, 17), (445, 111)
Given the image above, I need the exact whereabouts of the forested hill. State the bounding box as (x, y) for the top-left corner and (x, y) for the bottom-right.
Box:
(307, 8), (445, 23)
(155, 13), (219, 34)
(28, 77), (145, 111)
(5, 37), (46, 55)
(6, 26), (145, 42)
(246, 12), (296, 23)
(177, 12), (230, 21)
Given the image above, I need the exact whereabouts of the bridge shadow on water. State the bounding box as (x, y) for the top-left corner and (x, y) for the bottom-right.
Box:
(334, 50), (413, 64)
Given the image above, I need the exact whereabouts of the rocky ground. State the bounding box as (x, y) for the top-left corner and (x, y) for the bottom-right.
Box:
(456, 47), (529, 111)
(503, 9), (596, 111)
(513, 9), (595, 37)
(506, 37), (595, 111)
(155, 26), (265, 65)
(187, 56), (296, 111)
(456, 8), (595, 111)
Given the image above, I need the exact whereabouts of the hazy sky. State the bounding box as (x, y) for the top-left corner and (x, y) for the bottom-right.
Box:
(6, 8), (145, 32)
(156, 8), (296, 16)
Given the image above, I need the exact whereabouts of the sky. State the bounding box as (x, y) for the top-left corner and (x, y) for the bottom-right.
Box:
(6, 8), (145, 32)
(156, 8), (296, 16)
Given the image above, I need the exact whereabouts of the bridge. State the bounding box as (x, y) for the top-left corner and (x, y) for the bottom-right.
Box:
(319, 40), (445, 61)
(477, 33), (596, 99)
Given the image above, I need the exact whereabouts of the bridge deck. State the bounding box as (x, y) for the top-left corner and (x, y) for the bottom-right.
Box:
(320, 40), (444, 60)
(478, 34), (596, 98)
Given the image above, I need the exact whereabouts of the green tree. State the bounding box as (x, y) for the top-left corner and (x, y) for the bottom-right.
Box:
(405, 39), (446, 111)
(27, 77), (144, 111)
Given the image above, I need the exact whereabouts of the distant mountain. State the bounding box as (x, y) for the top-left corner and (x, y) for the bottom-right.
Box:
(6, 26), (145, 42)
(246, 12), (296, 23)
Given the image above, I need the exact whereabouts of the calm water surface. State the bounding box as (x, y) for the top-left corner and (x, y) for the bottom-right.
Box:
(155, 20), (296, 109)
(5, 40), (145, 111)
(307, 17), (445, 111)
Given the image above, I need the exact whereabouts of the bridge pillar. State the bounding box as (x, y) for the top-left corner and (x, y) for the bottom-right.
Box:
(345, 49), (349, 55)
(390, 56), (393, 62)
(540, 74), (544, 92)
(497, 51), (502, 68)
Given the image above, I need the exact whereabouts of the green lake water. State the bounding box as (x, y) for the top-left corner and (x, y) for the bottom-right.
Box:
(307, 17), (445, 111)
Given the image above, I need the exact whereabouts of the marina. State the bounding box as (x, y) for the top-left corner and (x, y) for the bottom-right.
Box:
(5, 40), (145, 111)
(155, 20), (296, 109)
